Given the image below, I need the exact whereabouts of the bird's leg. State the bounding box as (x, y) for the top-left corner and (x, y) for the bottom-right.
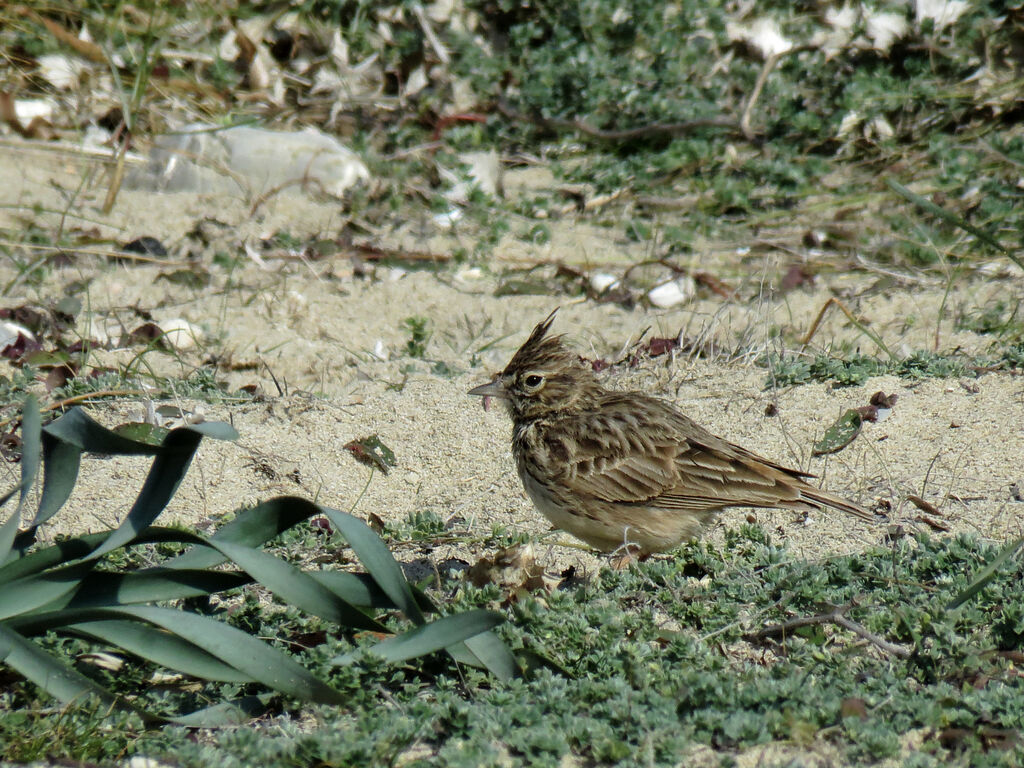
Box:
(608, 531), (647, 570)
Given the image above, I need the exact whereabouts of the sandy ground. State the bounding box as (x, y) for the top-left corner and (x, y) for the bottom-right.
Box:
(1, 140), (1023, 578)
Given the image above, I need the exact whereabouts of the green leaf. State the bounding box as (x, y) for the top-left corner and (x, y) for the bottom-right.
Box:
(0, 624), (118, 709)
(0, 528), (203, 584)
(113, 422), (171, 446)
(55, 569), (252, 611)
(42, 606), (345, 705)
(165, 496), (322, 571)
(209, 539), (385, 632)
(43, 407), (163, 455)
(88, 425), (231, 559)
(332, 610), (505, 666)
(0, 562), (96, 621)
(0, 396), (41, 565)
(886, 177), (1023, 270)
(32, 431), (82, 528)
(812, 409), (863, 456)
(65, 620), (255, 683)
(947, 537), (1024, 611)
(167, 696), (271, 727)
(311, 570), (435, 612)
(323, 507), (426, 625)
(462, 631), (521, 681)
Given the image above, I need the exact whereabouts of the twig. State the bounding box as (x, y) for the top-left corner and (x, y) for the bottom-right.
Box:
(496, 100), (744, 143)
(886, 178), (1024, 272)
(746, 602), (912, 659)
(801, 296), (896, 361)
(741, 53), (780, 141)
(0, 389), (144, 433)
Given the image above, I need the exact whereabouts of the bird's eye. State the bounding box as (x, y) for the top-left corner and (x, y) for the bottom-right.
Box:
(523, 374), (544, 389)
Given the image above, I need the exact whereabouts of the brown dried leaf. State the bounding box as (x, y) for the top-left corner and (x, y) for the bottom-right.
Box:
(14, 7), (107, 63)
(780, 264), (814, 292)
(693, 271), (735, 299)
(915, 514), (951, 532)
(906, 494), (941, 516)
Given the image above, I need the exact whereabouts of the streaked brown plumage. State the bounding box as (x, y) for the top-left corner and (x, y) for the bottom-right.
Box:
(468, 310), (872, 555)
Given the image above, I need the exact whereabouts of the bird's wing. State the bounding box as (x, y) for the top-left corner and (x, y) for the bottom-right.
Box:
(555, 398), (810, 512)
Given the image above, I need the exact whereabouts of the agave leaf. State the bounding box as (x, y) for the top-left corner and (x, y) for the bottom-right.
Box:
(40, 605), (345, 704)
(33, 431), (82, 528)
(0, 528), (209, 583)
(462, 631), (521, 681)
(311, 570), (435, 613)
(89, 424), (236, 560)
(208, 539), (385, 632)
(56, 569), (252, 611)
(323, 507), (425, 625)
(0, 396), (41, 565)
(332, 609), (505, 666)
(165, 496), (323, 571)
(43, 407), (163, 455)
(0, 624), (119, 710)
(166, 695), (271, 727)
(0, 561), (96, 621)
(65, 619), (254, 683)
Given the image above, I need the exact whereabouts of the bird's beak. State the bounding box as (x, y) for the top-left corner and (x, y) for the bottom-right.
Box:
(467, 378), (506, 398)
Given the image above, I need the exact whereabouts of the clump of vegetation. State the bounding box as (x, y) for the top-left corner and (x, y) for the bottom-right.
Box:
(0, 397), (517, 747)
(402, 316), (431, 359)
(766, 346), (1024, 388)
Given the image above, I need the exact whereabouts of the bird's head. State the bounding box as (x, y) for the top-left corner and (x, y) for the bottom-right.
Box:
(468, 310), (601, 420)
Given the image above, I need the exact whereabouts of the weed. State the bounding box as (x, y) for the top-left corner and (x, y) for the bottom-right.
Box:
(402, 316), (431, 358)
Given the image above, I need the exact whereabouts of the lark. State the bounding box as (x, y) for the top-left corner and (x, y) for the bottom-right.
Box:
(468, 311), (873, 556)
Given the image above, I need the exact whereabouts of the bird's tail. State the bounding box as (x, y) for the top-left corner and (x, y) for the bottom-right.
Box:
(799, 486), (875, 522)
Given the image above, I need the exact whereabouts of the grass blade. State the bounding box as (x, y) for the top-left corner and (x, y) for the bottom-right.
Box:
(947, 537), (1024, 611)
(886, 178), (1024, 270)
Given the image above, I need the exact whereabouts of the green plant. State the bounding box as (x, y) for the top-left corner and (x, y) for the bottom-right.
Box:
(402, 316), (431, 358)
(0, 398), (517, 726)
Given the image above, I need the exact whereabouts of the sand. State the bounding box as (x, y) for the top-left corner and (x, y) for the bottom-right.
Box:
(1, 138), (1022, 577)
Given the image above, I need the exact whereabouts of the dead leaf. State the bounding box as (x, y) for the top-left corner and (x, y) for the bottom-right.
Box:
(14, 7), (107, 63)
(907, 494), (941, 516)
(693, 271), (735, 299)
(916, 514), (951, 532)
(344, 434), (397, 474)
(812, 409), (863, 455)
(781, 264), (814, 292)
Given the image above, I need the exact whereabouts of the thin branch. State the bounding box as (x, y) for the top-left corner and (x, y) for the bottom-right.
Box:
(496, 100), (744, 143)
(746, 602), (912, 659)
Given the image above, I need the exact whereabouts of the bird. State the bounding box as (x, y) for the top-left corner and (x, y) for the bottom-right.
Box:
(468, 310), (873, 556)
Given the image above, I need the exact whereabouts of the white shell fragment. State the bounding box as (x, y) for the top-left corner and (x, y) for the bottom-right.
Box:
(647, 276), (696, 309)
(589, 272), (620, 293)
(0, 321), (34, 350)
(159, 318), (204, 351)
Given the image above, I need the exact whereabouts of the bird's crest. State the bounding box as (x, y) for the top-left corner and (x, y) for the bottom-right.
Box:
(505, 309), (576, 373)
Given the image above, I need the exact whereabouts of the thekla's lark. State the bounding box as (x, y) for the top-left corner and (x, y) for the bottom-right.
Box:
(469, 311), (872, 556)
